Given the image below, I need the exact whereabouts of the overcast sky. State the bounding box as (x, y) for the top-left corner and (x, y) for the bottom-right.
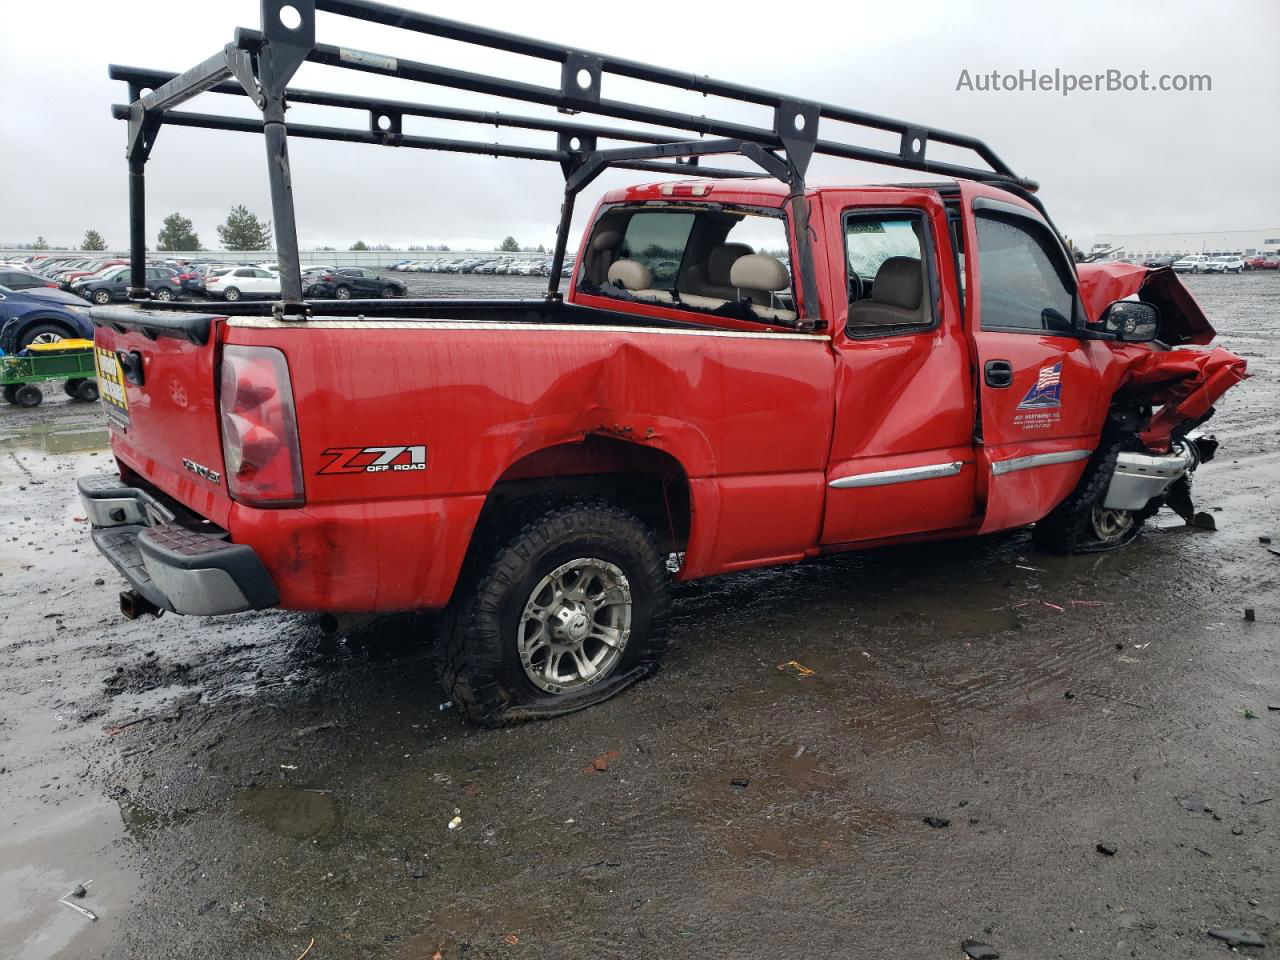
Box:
(2, 0), (1277, 252)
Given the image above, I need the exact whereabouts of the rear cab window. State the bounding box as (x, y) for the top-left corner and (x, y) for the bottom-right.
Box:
(578, 204), (796, 327)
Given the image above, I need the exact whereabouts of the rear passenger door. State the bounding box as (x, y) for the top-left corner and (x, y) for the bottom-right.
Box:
(963, 195), (1109, 532)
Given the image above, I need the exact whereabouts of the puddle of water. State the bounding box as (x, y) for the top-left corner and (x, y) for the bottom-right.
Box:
(236, 787), (339, 839)
(0, 421), (110, 456)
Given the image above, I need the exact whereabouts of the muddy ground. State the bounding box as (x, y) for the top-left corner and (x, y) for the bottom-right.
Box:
(1, 274), (1276, 960)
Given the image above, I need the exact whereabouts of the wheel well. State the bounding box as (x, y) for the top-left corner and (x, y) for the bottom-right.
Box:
(16, 316), (76, 345)
(478, 436), (692, 555)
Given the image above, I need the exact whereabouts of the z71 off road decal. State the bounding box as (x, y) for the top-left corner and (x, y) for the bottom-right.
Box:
(318, 445), (427, 475)
(1013, 362), (1063, 431)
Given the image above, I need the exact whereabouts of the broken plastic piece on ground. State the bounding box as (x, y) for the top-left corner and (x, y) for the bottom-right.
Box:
(1189, 511), (1217, 531)
(503, 934), (520, 945)
(1260, 536), (1273, 544)
(923, 816), (950, 829)
(1244, 608), (1255, 622)
(730, 777), (750, 788)
(1096, 842), (1117, 856)
(1206, 928), (1266, 948)
(777, 660), (816, 678)
(447, 815), (462, 830)
(961, 941), (1000, 959)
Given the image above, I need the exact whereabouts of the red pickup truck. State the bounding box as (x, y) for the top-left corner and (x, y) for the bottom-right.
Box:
(82, 2), (1247, 724)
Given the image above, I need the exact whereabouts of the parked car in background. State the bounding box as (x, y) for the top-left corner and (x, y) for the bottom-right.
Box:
(77, 265), (183, 304)
(305, 267), (406, 299)
(1204, 255), (1245, 274)
(1173, 254), (1211, 273)
(58, 259), (127, 289)
(0, 283), (94, 352)
(1143, 256), (1177, 268)
(1246, 255), (1278, 270)
(204, 266), (280, 301)
(0, 268), (58, 291)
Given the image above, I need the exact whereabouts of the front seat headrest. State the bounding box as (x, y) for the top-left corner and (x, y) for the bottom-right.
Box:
(707, 243), (754, 284)
(591, 229), (623, 251)
(872, 256), (923, 309)
(729, 254), (790, 292)
(606, 259), (652, 291)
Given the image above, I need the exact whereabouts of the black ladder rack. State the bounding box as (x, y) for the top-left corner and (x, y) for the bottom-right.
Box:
(109, 0), (1036, 330)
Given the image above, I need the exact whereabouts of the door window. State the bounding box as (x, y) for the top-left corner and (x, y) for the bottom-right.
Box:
(844, 210), (935, 333)
(975, 214), (1075, 333)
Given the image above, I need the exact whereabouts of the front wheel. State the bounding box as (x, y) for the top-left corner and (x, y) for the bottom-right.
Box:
(439, 502), (670, 726)
(13, 384), (43, 408)
(380, 285), (398, 298)
(1033, 441), (1144, 554)
(76, 379), (100, 403)
(334, 285), (352, 300)
(2, 384), (19, 405)
(92, 289), (111, 305)
(222, 286), (241, 302)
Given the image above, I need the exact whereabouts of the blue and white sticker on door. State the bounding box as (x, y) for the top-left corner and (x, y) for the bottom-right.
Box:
(1013, 361), (1062, 430)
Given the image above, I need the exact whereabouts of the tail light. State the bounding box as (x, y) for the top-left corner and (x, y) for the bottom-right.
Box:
(322, 274), (336, 281)
(218, 345), (304, 507)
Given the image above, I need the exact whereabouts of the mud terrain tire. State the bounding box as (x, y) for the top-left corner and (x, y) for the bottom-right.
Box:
(1032, 440), (1143, 554)
(439, 501), (670, 726)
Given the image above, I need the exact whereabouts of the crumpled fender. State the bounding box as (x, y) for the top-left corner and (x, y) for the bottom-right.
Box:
(1077, 263), (1215, 345)
(1119, 347), (1249, 451)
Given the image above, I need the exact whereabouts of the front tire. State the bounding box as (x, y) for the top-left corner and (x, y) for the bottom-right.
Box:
(222, 287), (241, 302)
(14, 384), (43, 408)
(92, 289), (111, 305)
(1033, 440), (1143, 554)
(439, 501), (670, 726)
(380, 285), (398, 298)
(76, 380), (100, 403)
(18, 323), (71, 350)
(334, 285), (352, 300)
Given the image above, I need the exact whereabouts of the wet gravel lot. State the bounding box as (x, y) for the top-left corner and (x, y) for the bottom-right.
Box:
(1, 274), (1277, 960)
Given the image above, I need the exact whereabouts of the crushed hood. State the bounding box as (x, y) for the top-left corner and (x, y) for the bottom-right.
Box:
(1077, 263), (1215, 346)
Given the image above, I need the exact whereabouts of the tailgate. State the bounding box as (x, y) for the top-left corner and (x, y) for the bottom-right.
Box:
(90, 307), (233, 527)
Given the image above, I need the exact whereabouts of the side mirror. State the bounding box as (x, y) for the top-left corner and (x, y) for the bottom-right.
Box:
(1101, 300), (1160, 342)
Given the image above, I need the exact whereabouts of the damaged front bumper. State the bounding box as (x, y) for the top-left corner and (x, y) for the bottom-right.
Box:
(1102, 434), (1218, 513)
(78, 474), (279, 617)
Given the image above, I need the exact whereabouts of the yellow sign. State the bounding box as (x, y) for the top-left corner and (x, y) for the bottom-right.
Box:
(94, 346), (131, 427)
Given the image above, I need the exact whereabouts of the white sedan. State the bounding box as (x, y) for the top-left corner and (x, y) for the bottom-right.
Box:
(204, 266), (281, 301)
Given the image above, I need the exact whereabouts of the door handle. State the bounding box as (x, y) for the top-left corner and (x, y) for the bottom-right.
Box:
(984, 359), (1013, 388)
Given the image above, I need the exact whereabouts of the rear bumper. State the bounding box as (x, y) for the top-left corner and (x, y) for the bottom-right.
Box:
(78, 474), (279, 616)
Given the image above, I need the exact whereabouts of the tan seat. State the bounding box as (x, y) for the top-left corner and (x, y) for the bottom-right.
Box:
(686, 242), (755, 301)
(847, 256), (926, 327)
(587, 229), (623, 282)
(729, 254), (796, 323)
(605, 259), (674, 303)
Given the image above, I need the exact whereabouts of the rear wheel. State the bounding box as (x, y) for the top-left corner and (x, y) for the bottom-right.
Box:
(335, 285), (352, 300)
(14, 384), (43, 408)
(1033, 440), (1143, 554)
(3, 385), (19, 405)
(439, 501), (670, 726)
(154, 287), (172, 301)
(222, 286), (241, 302)
(64, 378), (85, 398)
(76, 380), (100, 403)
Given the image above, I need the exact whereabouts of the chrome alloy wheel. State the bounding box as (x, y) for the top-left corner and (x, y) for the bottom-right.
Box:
(518, 558), (632, 694)
(1090, 505), (1135, 543)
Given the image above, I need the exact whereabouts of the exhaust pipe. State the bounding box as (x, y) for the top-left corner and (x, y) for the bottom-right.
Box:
(318, 612), (378, 637)
(119, 590), (163, 620)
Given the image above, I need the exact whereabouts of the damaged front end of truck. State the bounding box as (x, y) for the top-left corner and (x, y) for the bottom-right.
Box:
(1036, 264), (1249, 552)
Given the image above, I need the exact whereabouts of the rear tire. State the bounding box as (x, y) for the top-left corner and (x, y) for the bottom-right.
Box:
(335, 285), (352, 300)
(14, 384), (43, 408)
(1032, 440), (1143, 554)
(64, 378), (85, 398)
(222, 287), (241, 302)
(76, 380), (100, 403)
(154, 287), (172, 301)
(2, 385), (18, 405)
(439, 501), (670, 726)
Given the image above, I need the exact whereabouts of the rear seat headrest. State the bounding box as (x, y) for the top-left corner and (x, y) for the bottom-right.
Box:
(607, 259), (652, 291)
(592, 229), (623, 251)
(730, 254), (790, 292)
(872, 256), (923, 309)
(708, 243), (754, 284)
